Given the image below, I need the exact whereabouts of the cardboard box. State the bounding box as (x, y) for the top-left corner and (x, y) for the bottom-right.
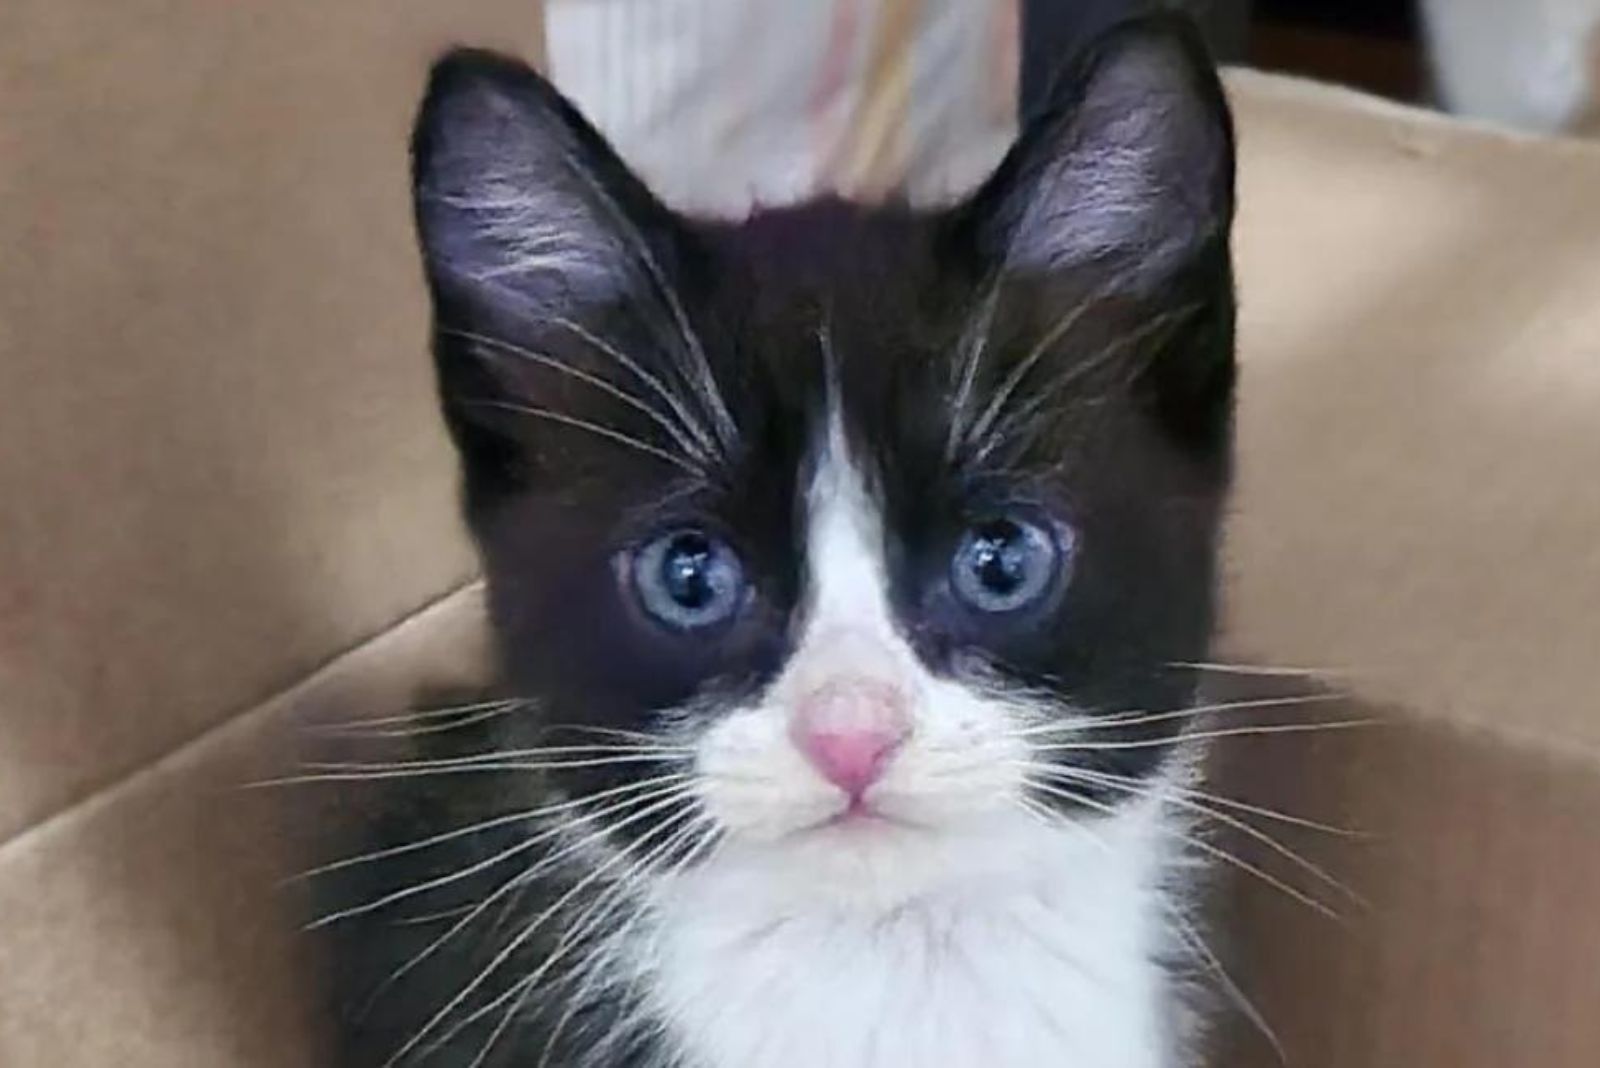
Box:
(2, 3), (1597, 1065)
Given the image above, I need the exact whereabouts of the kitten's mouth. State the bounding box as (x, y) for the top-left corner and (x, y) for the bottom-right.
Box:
(807, 795), (927, 836)
(826, 799), (885, 827)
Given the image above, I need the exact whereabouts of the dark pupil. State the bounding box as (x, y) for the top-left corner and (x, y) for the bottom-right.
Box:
(971, 521), (1027, 595)
(662, 535), (716, 610)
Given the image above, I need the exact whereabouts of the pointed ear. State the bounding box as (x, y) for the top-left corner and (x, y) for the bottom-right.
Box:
(410, 51), (725, 499)
(410, 48), (681, 326)
(963, 15), (1234, 287)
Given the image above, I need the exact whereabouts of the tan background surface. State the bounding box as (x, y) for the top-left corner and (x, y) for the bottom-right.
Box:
(0, 1), (540, 843)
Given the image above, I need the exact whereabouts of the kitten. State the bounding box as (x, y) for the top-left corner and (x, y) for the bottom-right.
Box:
(319, 13), (1237, 1068)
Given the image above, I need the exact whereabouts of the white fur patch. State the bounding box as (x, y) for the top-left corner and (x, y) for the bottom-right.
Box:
(647, 802), (1176, 1068)
(631, 431), (1186, 1067)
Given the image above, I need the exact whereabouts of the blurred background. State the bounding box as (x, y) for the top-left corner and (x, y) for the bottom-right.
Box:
(543, 0), (1600, 215)
(1034, 0), (1599, 133)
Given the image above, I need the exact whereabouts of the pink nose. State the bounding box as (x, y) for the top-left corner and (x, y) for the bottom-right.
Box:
(789, 678), (911, 799)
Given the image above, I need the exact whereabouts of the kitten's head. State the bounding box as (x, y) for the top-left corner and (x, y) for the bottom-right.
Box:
(412, 15), (1234, 906)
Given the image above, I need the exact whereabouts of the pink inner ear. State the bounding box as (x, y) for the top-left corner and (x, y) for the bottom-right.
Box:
(789, 678), (911, 799)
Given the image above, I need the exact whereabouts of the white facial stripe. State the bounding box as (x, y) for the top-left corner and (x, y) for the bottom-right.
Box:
(786, 424), (916, 692)
(691, 425), (925, 842)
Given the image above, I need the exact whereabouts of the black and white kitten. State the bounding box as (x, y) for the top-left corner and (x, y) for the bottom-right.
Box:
(321, 14), (1237, 1068)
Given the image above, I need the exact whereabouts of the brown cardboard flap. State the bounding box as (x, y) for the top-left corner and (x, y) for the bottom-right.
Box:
(1212, 703), (1600, 1066)
(1207, 74), (1600, 1064)
(0, 0), (540, 843)
(0, 586), (490, 1068)
(1223, 70), (1600, 749)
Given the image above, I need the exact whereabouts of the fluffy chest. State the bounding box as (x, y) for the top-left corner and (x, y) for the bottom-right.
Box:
(639, 808), (1180, 1068)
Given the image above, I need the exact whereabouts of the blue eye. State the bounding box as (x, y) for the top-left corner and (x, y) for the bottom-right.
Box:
(632, 530), (746, 630)
(951, 516), (1066, 613)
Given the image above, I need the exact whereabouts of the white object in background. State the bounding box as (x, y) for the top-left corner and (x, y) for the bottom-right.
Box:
(1421, 0), (1600, 133)
(543, 0), (1019, 217)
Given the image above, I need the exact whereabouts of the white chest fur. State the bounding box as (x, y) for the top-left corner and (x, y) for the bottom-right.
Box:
(639, 802), (1183, 1068)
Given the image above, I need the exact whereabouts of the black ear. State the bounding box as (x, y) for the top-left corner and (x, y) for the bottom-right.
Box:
(967, 14), (1234, 289)
(411, 51), (725, 498)
(952, 15), (1236, 454)
(411, 48), (682, 325)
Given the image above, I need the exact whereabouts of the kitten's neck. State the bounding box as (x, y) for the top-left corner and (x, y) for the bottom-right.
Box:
(635, 798), (1193, 1068)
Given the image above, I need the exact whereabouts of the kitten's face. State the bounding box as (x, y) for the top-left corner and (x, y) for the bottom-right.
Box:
(412, 23), (1234, 907)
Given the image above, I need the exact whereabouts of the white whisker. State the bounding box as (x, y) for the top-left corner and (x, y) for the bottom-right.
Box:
(1164, 906), (1286, 1065)
(289, 773), (693, 883)
(559, 156), (738, 453)
(1031, 764), (1365, 905)
(470, 400), (703, 473)
(307, 704), (521, 741)
(1011, 692), (1348, 738)
(447, 328), (712, 464)
(391, 905), (479, 928)
(1171, 659), (1340, 679)
(305, 743), (689, 773)
(1030, 718), (1375, 752)
(1044, 765), (1362, 838)
(945, 270), (1005, 459)
(1025, 778), (1344, 922)
(266, 752), (689, 788)
(392, 802), (703, 1068)
(545, 724), (686, 747)
(307, 699), (523, 734)
(532, 817), (722, 1068)
(521, 818), (723, 1068)
(307, 779), (694, 929)
(545, 313), (722, 457)
(1014, 794), (1287, 1062)
(975, 305), (1199, 464)
(363, 788), (699, 1029)
(959, 288), (1100, 457)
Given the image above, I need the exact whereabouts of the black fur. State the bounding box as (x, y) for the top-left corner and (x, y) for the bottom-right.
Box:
(319, 14), (1235, 1066)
